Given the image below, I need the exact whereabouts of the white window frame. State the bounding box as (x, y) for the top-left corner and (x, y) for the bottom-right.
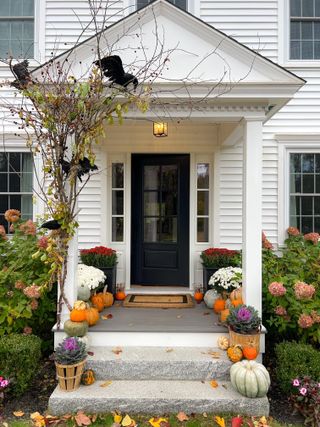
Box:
(279, 0), (320, 67)
(277, 134), (320, 244)
(109, 158), (126, 244)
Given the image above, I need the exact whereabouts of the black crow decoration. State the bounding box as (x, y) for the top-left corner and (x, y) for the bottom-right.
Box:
(40, 219), (61, 230)
(94, 55), (138, 90)
(10, 60), (33, 89)
(58, 156), (98, 182)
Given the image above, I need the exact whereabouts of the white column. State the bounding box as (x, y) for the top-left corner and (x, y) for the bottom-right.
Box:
(242, 119), (263, 315)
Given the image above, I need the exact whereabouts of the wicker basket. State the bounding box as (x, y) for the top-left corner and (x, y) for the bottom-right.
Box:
(228, 328), (260, 353)
(55, 359), (86, 392)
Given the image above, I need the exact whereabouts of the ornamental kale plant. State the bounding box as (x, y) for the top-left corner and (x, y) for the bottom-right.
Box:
(80, 246), (117, 268)
(54, 337), (87, 365)
(227, 304), (261, 334)
(291, 377), (320, 426)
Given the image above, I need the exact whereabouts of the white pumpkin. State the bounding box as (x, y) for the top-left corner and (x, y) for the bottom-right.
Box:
(204, 289), (220, 308)
(77, 284), (91, 301)
(230, 360), (270, 398)
(217, 335), (229, 350)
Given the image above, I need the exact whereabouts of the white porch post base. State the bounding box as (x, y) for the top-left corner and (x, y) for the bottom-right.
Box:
(242, 119), (263, 315)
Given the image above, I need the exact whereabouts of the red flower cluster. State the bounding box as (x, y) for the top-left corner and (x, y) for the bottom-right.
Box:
(202, 248), (238, 257)
(80, 246), (116, 257)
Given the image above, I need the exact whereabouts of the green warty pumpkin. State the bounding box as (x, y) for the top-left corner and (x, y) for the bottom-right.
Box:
(64, 320), (88, 337)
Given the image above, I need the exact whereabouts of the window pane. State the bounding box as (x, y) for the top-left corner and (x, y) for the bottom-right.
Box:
(302, 154), (315, 172)
(0, 22), (10, 39)
(290, 153), (301, 172)
(9, 152), (20, 172)
(197, 218), (209, 242)
(23, 0), (34, 15)
(302, 216), (313, 233)
(162, 165), (178, 191)
(22, 39), (33, 57)
(112, 190), (123, 215)
(161, 217), (177, 242)
(302, 21), (313, 39)
(290, 215), (300, 229)
(314, 22), (320, 38)
(0, 174), (8, 192)
(112, 163), (124, 188)
(10, 194), (21, 210)
(290, 173), (301, 193)
(21, 194), (32, 215)
(315, 216), (320, 231)
(9, 173), (20, 192)
(301, 40), (314, 58)
(11, 0), (23, 16)
(0, 40), (10, 58)
(144, 217), (160, 242)
(197, 163), (209, 188)
(112, 217), (123, 242)
(316, 0), (320, 16)
(20, 172), (32, 192)
(302, 0), (314, 16)
(314, 196), (320, 214)
(197, 191), (209, 215)
(162, 191), (177, 215)
(291, 40), (301, 59)
(290, 195), (301, 215)
(316, 175), (320, 192)
(314, 41), (320, 58)
(173, 0), (187, 9)
(144, 191), (160, 216)
(291, 21), (301, 39)
(290, 0), (301, 16)
(0, 0), (10, 16)
(0, 153), (8, 172)
(23, 21), (33, 39)
(301, 196), (313, 214)
(0, 195), (8, 214)
(22, 153), (32, 172)
(302, 174), (314, 193)
(144, 166), (160, 190)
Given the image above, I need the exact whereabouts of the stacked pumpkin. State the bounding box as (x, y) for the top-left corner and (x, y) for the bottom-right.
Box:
(205, 287), (244, 324)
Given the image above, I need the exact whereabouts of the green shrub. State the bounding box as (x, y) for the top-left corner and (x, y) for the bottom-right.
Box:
(0, 334), (42, 396)
(275, 341), (320, 394)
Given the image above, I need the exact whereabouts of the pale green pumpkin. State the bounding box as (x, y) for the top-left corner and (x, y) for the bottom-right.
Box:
(64, 320), (88, 337)
(204, 289), (220, 308)
(77, 284), (91, 301)
(230, 360), (270, 398)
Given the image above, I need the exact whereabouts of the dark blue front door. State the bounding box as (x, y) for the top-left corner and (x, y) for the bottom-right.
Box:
(131, 154), (190, 285)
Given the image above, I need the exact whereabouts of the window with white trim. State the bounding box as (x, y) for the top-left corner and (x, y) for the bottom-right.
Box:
(137, 0), (187, 11)
(289, 152), (320, 233)
(111, 162), (124, 242)
(0, 0), (34, 59)
(196, 162), (210, 242)
(0, 152), (33, 233)
(290, 0), (320, 60)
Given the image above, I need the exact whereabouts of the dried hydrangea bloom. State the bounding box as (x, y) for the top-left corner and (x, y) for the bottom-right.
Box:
(23, 326), (32, 335)
(4, 209), (21, 223)
(15, 280), (26, 290)
(294, 281), (316, 300)
(0, 225), (7, 239)
(23, 284), (41, 299)
(37, 236), (48, 249)
(268, 281), (287, 297)
(287, 226), (300, 236)
(274, 306), (287, 316)
(303, 232), (320, 245)
(19, 219), (37, 236)
(298, 314), (314, 329)
(30, 299), (38, 310)
(311, 310), (320, 323)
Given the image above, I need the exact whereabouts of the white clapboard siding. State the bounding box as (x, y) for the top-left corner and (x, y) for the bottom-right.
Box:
(200, 0), (279, 62)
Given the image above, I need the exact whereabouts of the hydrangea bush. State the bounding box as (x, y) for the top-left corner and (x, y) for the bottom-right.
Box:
(208, 267), (242, 294)
(262, 228), (320, 345)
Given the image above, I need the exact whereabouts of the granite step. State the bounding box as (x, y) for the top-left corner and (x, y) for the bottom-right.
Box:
(85, 346), (232, 380)
(48, 379), (269, 416)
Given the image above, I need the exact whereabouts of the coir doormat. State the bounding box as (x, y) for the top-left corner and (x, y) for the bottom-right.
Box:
(122, 294), (194, 308)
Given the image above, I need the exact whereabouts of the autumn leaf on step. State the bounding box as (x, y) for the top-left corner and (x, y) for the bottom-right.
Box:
(176, 315), (182, 319)
(202, 413), (208, 418)
(207, 351), (220, 359)
(253, 416), (270, 427)
(91, 414), (98, 423)
(74, 411), (92, 426)
(210, 380), (218, 388)
(112, 411), (122, 423)
(121, 415), (136, 427)
(165, 348), (173, 353)
(203, 312), (210, 316)
(231, 416), (243, 427)
(30, 412), (46, 427)
(148, 417), (168, 427)
(176, 412), (189, 422)
(102, 314), (113, 320)
(214, 416), (226, 427)
(13, 411), (25, 417)
(112, 347), (123, 355)
(100, 381), (112, 388)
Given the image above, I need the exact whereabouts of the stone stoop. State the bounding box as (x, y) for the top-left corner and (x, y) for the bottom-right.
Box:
(48, 346), (269, 416)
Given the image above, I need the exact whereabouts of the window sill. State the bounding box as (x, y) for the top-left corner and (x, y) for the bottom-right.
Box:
(282, 60), (320, 69)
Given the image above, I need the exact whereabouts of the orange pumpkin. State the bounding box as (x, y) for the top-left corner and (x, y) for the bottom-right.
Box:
(220, 308), (230, 323)
(90, 293), (104, 312)
(85, 306), (100, 326)
(98, 286), (114, 307)
(242, 346), (258, 360)
(231, 298), (244, 308)
(70, 308), (87, 322)
(194, 292), (204, 303)
(213, 298), (226, 314)
(230, 287), (242, 301)
(115, 291), (126, 301)
(227, 345), (243, 363)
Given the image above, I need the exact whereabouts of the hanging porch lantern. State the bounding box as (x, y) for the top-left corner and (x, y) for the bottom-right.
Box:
(153, 122), (168, 137)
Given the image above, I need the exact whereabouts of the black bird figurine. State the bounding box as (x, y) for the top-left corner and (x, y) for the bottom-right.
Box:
(40, 219), (61, 230)
(11, 60), (33, 89)
(58, 156), (98, 182)
(94, 55), (138, 90)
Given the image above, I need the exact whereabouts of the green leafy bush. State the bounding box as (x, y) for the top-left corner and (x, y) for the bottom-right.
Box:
(0, 216), (56, 349)
(262, 232), (320, 345)
(275, 341), (320, 395)
(0, 334), (42, 396)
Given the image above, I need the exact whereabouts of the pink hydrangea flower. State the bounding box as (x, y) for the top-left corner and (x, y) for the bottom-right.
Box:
(287, 226), (300, 236)
(262, 232), (274, 250)
(23, 326), (32, 335)
(19, 219), (37, 236)
(37, 236), (49, 249)
(303, 232), (320, 245)
(14, 280), (26, 290)
(268, 282), (286, 297)
(298, 314), (314, 329)
(294, 282), (316, 300)
(23, 284), (41, 299)
(30, 299), (38, 311)
(311, 311), (320, 324)
(0, 225), (7, 239)
(274, 306), (287, 316)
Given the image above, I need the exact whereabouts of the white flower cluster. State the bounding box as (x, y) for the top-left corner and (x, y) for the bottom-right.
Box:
(208, 266), (242, 291)
(77, 264), (106, 290)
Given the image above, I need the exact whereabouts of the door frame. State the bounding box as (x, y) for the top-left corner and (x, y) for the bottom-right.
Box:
(130, 153), (190, 286)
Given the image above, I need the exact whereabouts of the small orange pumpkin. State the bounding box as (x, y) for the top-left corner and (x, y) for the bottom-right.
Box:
(81, 369), (96, 385)
(194, 292), (204, 303)
(85, 306), (100, 326)
(213, 298), (226, 314)
(231, 298), (244, 308)
(70, 300), (87, 322)
(97, 286), (114, 307)
(220, 308), (230, 323)
(227, 345), (243, 363)
(242, 346), (258, 360)
(115, 291), (126, 301)
(230, 287), (242, 301)
(90, 293), (104, 312)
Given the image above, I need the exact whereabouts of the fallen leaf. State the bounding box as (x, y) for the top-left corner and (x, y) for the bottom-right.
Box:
(231, 416), (243, 427)
(30, 412), (46, 427)
(87, 351), (94, 356)
(91, 415), (98, 423)
(207, 351), (220, 359)
(112, 347), (123, 355)
(112, 411), (123, 424)
(176, 412), (189, 422)
(2, 423), (9, 427)
(61, 414), (73, 420)
(210, 380), (218, 388)
(100, 381), (112, 388)
(165, 348), (174, 353)
(202, 413), (208, 418)
(74, 411), (91, 426)
(102, 314), (113, 320)
(148, 417), (168, 427)
(13, 411), (25, 417)
(203, 312), (210, 316)
(214, 416), (226, 427)
(122, 415), (136, 427)
(176, 315), (182, 319)
(111, 424), (121, 427)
